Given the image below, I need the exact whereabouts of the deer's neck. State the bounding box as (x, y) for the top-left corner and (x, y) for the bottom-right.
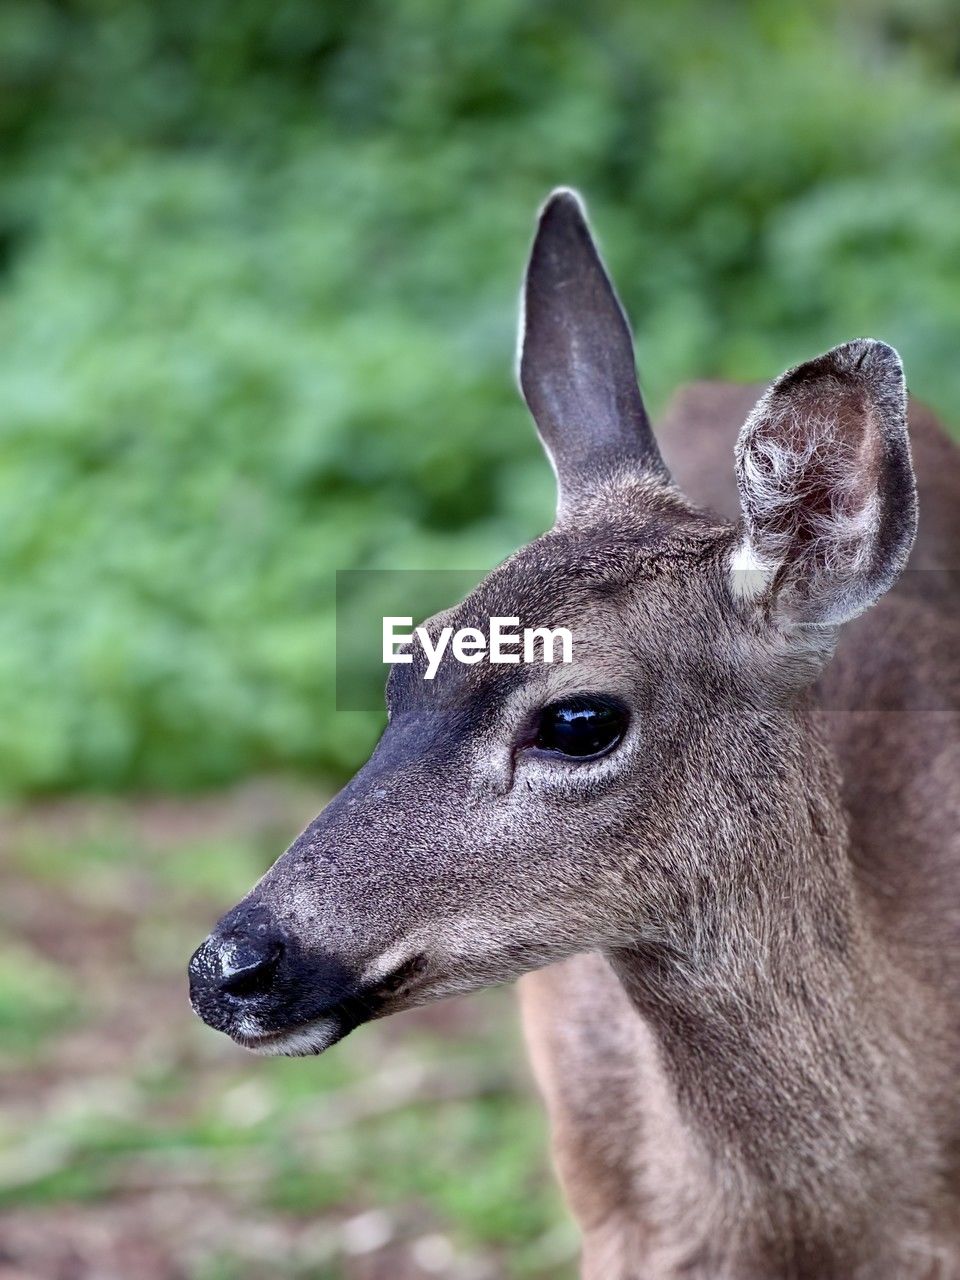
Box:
(607, 708), (946, 1275)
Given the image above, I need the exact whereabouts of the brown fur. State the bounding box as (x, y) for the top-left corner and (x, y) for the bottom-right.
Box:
(191, 192), (960, 1278)
(521, 391), (960, 1280)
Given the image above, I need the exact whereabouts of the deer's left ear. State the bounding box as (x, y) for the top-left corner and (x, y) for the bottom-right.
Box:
(733, 339), (917, 628)
(519, 189), (669, 517)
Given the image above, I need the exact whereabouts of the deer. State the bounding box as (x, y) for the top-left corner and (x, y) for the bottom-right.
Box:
(189, 189), (960, 1279)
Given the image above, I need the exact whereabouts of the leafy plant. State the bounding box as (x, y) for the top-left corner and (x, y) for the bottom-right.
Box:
(1, 0), (958, 793)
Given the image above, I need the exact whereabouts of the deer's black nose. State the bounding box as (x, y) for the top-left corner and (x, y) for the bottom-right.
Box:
(218, 934), (283, 997)
(188, 919), (285, 1014)
(189, 903), (368, 1050)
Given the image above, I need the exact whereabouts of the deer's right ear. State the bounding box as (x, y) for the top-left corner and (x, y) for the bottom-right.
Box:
(732, 340), (917, 629)
(519, 189), (669, 517)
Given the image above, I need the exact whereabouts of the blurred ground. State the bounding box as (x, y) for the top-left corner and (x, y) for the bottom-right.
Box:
(0, 785), (575, 1280)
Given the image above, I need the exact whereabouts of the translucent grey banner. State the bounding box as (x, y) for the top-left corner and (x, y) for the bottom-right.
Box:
(335, 569), (958, 713)
(336, 569), (486, 712)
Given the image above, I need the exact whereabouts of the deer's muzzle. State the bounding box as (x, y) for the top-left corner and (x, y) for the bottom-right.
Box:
(188, 902), (370, 1055)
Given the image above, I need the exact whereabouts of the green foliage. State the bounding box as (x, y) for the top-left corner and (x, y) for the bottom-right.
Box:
(2, 0), (959, 792)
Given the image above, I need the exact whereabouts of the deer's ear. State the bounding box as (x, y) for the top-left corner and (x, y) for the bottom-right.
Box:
(519, 189), (669, 515)
(733, 340), (917, 628)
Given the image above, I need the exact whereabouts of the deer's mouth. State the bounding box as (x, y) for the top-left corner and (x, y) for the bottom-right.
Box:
(222, 954), (430, 1058)
(232, 1011), (355, 1057)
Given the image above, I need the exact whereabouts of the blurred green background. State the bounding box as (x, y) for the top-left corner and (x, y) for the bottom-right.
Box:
(4, 0), (960, 795)
(3, 1), (960, 1276)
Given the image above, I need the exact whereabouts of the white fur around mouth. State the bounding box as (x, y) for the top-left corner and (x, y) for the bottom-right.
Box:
(233, 1015), (345, 1057)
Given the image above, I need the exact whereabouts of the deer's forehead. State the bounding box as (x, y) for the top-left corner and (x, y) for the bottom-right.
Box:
(455, 526), (722, 626)
(426, 548), (635, 646)
(387, 530), (723, 717)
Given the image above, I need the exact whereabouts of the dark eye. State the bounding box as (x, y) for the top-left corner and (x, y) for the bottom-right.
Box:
(532, 696), (629, 760)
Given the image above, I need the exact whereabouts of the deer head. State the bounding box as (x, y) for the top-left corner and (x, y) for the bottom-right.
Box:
(189, 190), (916, 1056)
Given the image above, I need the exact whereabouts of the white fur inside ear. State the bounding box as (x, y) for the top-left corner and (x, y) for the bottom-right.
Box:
(735, 400), (882, 620)
(729, 537), (776, 601)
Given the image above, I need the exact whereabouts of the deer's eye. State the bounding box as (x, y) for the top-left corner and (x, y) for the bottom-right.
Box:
(532, 696), (628, 760)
